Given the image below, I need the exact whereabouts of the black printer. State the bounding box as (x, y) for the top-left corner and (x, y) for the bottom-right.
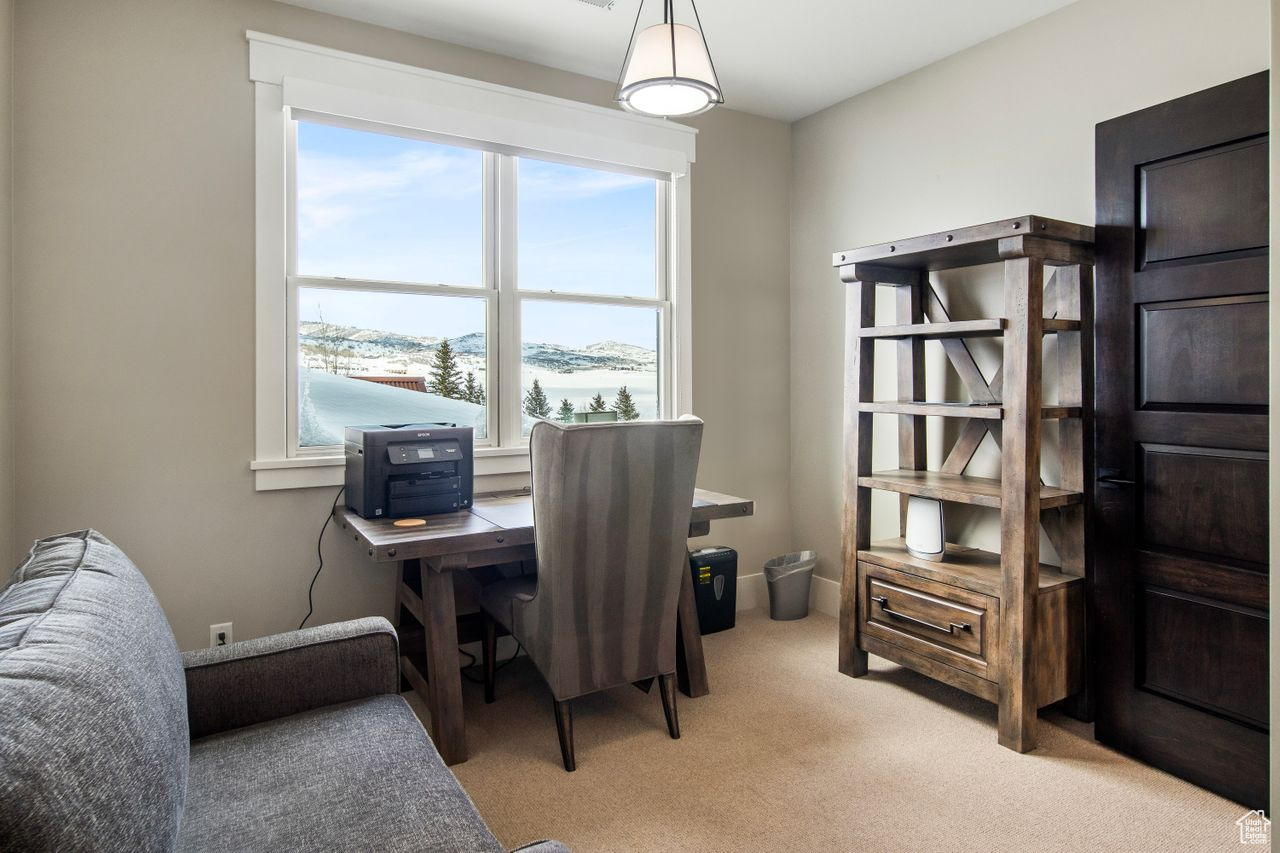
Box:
(345, 424), (474, 519)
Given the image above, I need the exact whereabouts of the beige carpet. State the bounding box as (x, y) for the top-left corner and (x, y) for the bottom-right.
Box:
(409, 610), (1255, 852)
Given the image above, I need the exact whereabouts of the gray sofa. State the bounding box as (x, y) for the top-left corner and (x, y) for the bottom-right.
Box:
(0, 529), (566, 853)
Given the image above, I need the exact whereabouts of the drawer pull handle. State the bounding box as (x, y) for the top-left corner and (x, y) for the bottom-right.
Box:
(872, 595), (972, 634)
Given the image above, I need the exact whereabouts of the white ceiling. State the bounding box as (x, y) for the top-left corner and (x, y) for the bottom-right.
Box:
(275, 0), (1077, 121)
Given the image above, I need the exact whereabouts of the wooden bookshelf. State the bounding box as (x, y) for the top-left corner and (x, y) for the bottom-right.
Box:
(832, 216), (1093, 753)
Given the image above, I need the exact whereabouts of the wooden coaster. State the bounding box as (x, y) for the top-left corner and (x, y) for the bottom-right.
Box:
(392, 518), (427, 528)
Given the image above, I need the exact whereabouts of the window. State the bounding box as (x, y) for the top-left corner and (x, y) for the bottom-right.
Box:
(250, 33), (695, 489)
(287, 118), (668, 456)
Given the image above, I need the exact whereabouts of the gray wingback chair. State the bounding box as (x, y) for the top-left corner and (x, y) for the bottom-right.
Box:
(480, 417), (703, 771)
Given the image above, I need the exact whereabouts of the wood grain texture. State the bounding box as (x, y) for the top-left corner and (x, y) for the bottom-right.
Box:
(997, 255), (1044, 753)
(421, 555), (468, 765)
(859, 539), (1081, 596)
(839, 280), (876, 678)
(858, 634), (999, 703)
(833, 216), (1094, 271)
(860, 562), (996, 680)
(335, 488), (754, 563)
(923, 284), (998, 404)
(858, 470), (1080, 509)
(1093, 71), (1269, 808)
(998, 234), (1095, 266)
(857, 402), (1080, 419)
(940, 419), (991, 475)
(897, 283), (926, 534)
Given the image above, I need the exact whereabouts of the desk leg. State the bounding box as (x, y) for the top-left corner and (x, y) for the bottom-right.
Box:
(676, 560), (709, 698)
(421, 556), (468, 765)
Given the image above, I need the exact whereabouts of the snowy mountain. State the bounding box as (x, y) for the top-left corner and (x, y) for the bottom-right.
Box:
(299, 323), (655, 373)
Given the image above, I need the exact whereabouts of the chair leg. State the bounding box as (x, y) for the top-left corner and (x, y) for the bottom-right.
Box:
(481, 613), (496, 705)
(658, 673), (680, 740)
(553, 699), (576, 772)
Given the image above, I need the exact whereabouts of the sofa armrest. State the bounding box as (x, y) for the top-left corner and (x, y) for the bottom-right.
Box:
(183, 616), (399, 739)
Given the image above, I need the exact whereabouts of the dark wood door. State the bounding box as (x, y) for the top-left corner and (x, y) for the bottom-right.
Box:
(1094, 71), (1268, 809)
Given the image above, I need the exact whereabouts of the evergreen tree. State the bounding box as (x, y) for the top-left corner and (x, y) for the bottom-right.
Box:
(462, 371), (485, 406)
(613, 385), (640, 421)
(524, 378), (552, 419)
(427, 339), (463, 399)
(588, 393), (609, 413)
(557, 398), (575, 423)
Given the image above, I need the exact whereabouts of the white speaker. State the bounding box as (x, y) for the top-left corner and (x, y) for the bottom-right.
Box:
(904, 496), (946, 562)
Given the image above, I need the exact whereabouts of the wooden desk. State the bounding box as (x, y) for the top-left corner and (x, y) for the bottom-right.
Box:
(335, 488), (754, 765)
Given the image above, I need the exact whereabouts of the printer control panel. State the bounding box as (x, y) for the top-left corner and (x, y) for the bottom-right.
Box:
(387, 440), (462, 465)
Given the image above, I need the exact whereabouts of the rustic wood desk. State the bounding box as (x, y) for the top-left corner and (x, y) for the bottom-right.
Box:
(334, 488), (754, 765)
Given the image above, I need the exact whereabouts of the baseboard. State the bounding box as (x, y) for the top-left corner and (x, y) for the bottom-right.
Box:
(810, 574), (841, 617)
(737, 571), (840, 617)
(737, 572), (766, 611)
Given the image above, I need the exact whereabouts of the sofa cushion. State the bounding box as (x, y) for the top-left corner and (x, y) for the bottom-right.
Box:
(0, 529), (189, 852)
(180, 694), (503, 853)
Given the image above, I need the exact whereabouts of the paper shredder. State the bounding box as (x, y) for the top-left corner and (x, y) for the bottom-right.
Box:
(688, 546), (737, 635)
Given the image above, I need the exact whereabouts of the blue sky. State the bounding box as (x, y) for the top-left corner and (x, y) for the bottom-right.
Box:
(295, 121), (658, 349)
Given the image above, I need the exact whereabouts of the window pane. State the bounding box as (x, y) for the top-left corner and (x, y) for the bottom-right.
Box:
(517, 158), (657, 297)
(295, 122), (483, 286)
(298, 287), (488, 447)
(520, 300), (659, 435)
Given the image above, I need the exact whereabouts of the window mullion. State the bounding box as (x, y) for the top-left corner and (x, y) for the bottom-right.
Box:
(496, 154), (522, 447)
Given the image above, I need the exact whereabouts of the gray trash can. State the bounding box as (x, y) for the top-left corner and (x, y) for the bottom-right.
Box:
(764, 551), (817, 621)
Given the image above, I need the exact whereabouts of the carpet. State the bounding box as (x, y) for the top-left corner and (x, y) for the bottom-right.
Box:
(409, 610), (1254, 852)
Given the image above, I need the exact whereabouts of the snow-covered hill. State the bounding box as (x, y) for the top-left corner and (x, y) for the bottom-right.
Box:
(299, 322), (656, 373)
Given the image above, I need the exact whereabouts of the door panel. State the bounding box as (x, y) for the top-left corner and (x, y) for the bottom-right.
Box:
(1094, 71), (1269, 809)
(1138, 295), (1269, 408)
(1140, 588), (1268, 728)
(1139, 444), (1269, 565)
(1139, 137), (1268, 264)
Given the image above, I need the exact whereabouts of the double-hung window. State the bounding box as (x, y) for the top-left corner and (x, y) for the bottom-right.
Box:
(248, 33), (696, 490)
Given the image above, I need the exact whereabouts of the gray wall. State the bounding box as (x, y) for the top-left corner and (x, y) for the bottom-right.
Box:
(12, 0), (791, 650)
(789, 0), (1270, 582)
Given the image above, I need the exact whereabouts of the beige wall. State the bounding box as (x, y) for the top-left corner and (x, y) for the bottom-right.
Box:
(0, 0), (10, 566)
(790, 0), (1271, 582)
(12, 0), (791, 650)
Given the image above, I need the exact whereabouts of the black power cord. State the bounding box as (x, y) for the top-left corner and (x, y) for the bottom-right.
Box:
(300, 485), (345, 630)
(458, 642), (524, 684)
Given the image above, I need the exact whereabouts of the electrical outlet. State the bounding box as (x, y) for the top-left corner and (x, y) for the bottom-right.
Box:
(210, 622), (233, 648)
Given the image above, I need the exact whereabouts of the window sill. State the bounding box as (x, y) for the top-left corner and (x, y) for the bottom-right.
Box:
(251, 445), (531, 491)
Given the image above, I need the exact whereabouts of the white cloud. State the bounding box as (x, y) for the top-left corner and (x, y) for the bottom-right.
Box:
(517, 163), (652, 202)
(296, 147), (482, 238)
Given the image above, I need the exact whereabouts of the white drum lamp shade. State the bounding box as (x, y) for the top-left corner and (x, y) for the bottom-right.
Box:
(617, 1), (723, 118)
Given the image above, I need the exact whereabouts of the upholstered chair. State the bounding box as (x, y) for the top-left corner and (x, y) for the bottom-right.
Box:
(480, 417), (703, 771)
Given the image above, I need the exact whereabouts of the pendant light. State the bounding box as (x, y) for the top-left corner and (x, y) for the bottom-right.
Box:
(616, 0), (723, 118)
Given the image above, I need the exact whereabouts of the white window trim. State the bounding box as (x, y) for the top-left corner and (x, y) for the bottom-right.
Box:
(248, 33), (696, 491)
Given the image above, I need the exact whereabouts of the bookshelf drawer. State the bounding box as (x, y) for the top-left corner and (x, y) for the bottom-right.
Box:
(858, 561), (999, 680)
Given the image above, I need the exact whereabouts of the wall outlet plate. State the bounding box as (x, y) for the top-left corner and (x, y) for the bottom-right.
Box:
(210, 622), (233, 648)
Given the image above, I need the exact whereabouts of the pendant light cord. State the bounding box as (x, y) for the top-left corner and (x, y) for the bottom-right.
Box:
(688, 0), (722, 102)
(616, 0), (646, 95)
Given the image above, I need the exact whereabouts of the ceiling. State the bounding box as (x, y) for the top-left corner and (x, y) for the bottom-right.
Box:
(275, 0), (1077, 122)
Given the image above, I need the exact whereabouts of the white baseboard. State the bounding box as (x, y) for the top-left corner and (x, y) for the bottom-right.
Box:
(810, 574), (841, 617)
(737, 572), (767, 611)
(737, 571), (840, 617)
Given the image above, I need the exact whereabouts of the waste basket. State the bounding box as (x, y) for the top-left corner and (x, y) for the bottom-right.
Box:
(764, 551), (817, 621)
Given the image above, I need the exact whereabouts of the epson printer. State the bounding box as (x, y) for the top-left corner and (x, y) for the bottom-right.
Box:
(345, 424), (474, 519)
